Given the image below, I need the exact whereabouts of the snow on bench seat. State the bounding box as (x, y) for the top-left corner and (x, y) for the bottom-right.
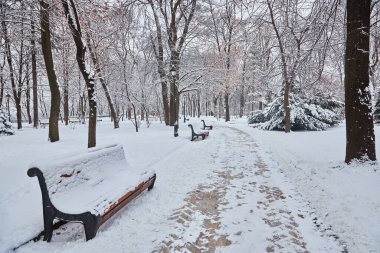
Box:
(28, 143), (156, 241)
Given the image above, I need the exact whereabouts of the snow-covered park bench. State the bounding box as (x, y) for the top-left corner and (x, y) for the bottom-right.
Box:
(201, 120), (213, 130)
(27, 144), (156, 242)
(188, 124), (209, 141)
(39, 119), (49, 128)
(68, 118), (81, 129)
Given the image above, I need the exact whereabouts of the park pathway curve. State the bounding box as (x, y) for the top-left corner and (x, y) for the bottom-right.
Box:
(154, 126), (345, 253)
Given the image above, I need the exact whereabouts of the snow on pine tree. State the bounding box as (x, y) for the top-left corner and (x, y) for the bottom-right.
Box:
(0, 108), (14, 135)
(248, 93), (344, 131)
(374, 92), (380, 124)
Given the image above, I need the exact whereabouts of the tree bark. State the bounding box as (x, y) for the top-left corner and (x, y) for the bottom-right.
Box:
(63, 58), (69, 126)
(224, 92), (230, 121)
(283, 81), (291, 133)
(62, 0), (97, 148)
(213, 96), (217, 117)
(26, 63), (32, 124)
(31, 19), (39, 128)
(169, 52), (180, 126)
(345, 0), (376, 163)
(240, 56), (246, 118)
(0, 62), (4, 108)
(239, 86), (244, 118)
(40, 0), (60, 141)
(197, 91), (201, 118)
(127, 105), (132, 119)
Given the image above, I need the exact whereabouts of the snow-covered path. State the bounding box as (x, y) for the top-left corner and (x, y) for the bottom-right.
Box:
(3, 120), (373, 253)
(152, 126), (344, 253)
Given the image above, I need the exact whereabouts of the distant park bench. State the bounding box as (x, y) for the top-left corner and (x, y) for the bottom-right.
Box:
(201, 120), (213, 130)
(68, 118), (81, 129)
(39, 120), (49, 128)
(28, 144), (156, 241)
(188, 124), (209, 141)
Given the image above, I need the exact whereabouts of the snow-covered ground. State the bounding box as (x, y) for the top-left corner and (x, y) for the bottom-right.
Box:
(0, 118), (379, 253)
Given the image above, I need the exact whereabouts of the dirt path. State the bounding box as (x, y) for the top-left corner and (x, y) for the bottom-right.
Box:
(154, 126), (345, 253)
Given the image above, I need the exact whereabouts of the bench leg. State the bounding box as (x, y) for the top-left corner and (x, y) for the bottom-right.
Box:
(43, 206), (55, 242)
(148, 176), (156, 191)
(81, 213), (100, 241)
(202, 134), (205, 140)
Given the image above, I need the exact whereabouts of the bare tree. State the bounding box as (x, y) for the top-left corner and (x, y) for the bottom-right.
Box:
(1, 8), (23, 129)
(148, 0), (170, 125)
(40, 0), (61, 141)
(61, 0), (97, 148)
(148, 0), (197, 127)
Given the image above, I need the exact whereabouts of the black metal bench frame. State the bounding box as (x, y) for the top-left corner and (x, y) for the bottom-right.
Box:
(188, 124), (209, 141)
(39, 120), (49, 128)
(201, 120), (213, 130)
(28, 167), (156, 242)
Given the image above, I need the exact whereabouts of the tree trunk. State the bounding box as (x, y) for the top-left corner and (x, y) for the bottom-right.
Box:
(169, 84), (175, 125)
(63, 63), (69, 126)
(40, 0), (60, 141)
(127, 105), (132, 119)
(132, 103), (138, 132)
(156, 90), (162, 123)
(62, 0), (96, 148)
(141, 92), (145, 121)
(169, 79), (179, 126)
(218, 95), (222, 119)
(224, 92), (230, 122)
(192, 96), (196, 117)
(284, 81), (291, 132)
(197, 91), (201, 118)
(205, 98), (208, 116)
(345, 0), (376, 163)
(213, 96), (217, 117)
(0, 63), (4, 108)
(239, 86), (244, 118)
(26, 64), (32, 124)
(161, 82), (170, 125)
(31, 19), (39, 128)
(80, 94), (85, 124)
(169, 51), (179, 126)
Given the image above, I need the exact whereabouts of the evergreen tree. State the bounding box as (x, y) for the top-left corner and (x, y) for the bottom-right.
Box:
(0, 108), (14, 135)
(374, 90), (380, 124)
(248, 93), (344, 131)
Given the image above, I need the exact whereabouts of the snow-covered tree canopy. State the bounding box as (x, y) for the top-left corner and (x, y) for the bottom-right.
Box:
(1, 0), (380, 134)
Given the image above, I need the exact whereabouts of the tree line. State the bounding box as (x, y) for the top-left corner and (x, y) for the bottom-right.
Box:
(0, 0), (378, 163)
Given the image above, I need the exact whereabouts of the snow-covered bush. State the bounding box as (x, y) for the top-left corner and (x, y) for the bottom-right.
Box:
(0, 108), (14, 135)
(374, 94), (380, 124)
(248, 94), (344, 131)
